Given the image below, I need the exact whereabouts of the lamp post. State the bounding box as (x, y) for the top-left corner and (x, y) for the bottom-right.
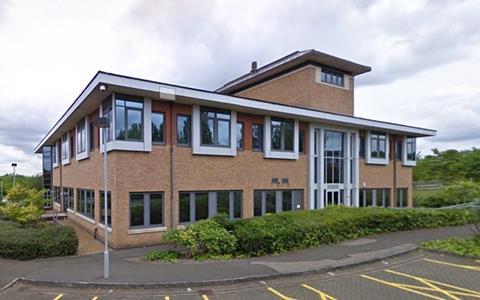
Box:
(95, 116), (110, 279)
(11, 163), (17, 187)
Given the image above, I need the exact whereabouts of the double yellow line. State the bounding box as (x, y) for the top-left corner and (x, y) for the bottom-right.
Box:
(267, 284), (337, 300)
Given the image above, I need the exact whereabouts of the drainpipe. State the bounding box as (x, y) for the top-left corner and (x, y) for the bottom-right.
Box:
(170, 102), (175, 230)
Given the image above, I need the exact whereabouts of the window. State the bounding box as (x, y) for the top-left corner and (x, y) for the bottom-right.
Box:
(200, 107), (230, 147)
(89, 121), (95, 151)
(77, 189), (95, 220)
(70, 135), (74, 159)
(76, 119), (86, 154)
(359, 189), (390, 207)
(396, 188), (408, 208)
(299, 129), (305, 154)
(252, 124), (263, 151)
(359, 136), (365, 158)
(236, 122), (244, 150)
(52, 143), (57, 165)
(102, 98), (113, 142)
(271, 117), (294, 151)
(64, 187), (73, 210)
(152, 112), (165, 144)
(370, 132), (387, 159)
(115, 95), (144, 141)
(253, 190), (303, 216)
(396, 140), (403, 160)
(178, 191), (242, 223)
(129, 192), (164, 228)
(62, 134), (68, 160)
(324, 131), (344, 184)
(100, 191), (112, 227)
(53, 186), (61, 204)
(321, 68), (344, 87)
(406, 137), (416, 161)
(177, 115), (191, 146)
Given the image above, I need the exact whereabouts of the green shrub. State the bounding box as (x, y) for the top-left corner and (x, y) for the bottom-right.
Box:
(414, 181), (480, 208)
(423, 237), (480, 257)
(7, 185), (46, 209)
(166, 219), (237, 258)
(146, 250), (180, 262)
(0, 221), (78, 260)
(0, 203), (43, 226)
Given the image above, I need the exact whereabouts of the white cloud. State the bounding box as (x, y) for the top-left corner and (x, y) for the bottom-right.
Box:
(0, 0), (479, 174)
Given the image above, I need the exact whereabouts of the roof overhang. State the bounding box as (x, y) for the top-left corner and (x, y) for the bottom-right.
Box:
(34, 71), (436, 153)
(216, 50), (372, 94)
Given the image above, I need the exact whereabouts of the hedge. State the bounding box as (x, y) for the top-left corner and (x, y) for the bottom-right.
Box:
(0, 221), (78, 260)
(167, 206), (479, 258)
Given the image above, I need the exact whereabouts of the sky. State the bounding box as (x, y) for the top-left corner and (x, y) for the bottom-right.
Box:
(0, 0), (479, 175)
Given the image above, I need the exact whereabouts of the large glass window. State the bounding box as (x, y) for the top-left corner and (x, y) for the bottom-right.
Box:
(64, 187), (73, 210)
(102, 98), (113, 142)
(271, 117), (294, 151)
(179, 191), (242, 223)
(177, 115), (191, 146)
(370, 132), (387, 159)
(396, 188), (408, 208)
(52, 143), (57, 165)
(359, 136), (365, 158)
(62, 134), (68, 160)
(321, 68), (344, 87)
(152, 112), (165, 144)
(299, 129), (305, 154)
(53, 186), (61, 204)
(76, 119), (86, 154)
(115, 95), (143, 141)
(236, 123), (244, 150)
(324, 131), (344, 184)
(396, 140), (403, 160)
(253, 190), (303, 216)
(89, 121), (95, 151)
(200, 107), (231, 147)
(406, 137), (416, 161)
(252, 124), (263, 151)
(359, 189), (390, 207)
(77, 189), (95, 220)
(100, 191), (112, 227)
(129, 192), (163, 228)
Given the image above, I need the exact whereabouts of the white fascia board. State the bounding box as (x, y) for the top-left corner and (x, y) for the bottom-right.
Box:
(35, 72), (436, 152)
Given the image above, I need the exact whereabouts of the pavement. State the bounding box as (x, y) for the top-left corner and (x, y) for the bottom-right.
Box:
(0, 224), (475, 291)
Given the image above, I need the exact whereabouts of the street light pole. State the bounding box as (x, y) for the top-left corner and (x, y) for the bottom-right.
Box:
(11, 163), (17, 187)
(95, 115), (110, 279)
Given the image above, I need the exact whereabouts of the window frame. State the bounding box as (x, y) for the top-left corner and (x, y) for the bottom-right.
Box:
(406, 137), (416, 161)
(151, 111), (166, 145)
(129, 192), (164, 229)
(200, 107), (231, 148)
(176, 114), (191, 147)
(99, 191), (112, 228)
(253, 190), (303, 217)
(270, 117), (295, 152)
(76, 189), (95, 220)
(89, 121), (95, 151)
(366, 131), (389, 165)
(252, 123), (263, 152)
(236, 122), (244, 150)
(299, 128), (306, 154)
(76, 119), (87, 154)
(114, 95), (144, 142)
(321, 68), (345, 87)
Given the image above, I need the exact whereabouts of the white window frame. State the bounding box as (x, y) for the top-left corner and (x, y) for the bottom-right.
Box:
(61, 132), (71, 165)
(402, 136), (417, 166)
(76, 117), (90, 161)
(52, 141), (59, 168)
(100, 93), (152, 153)
(192, 104), (237, 156)
(314, 67), (351, 90)
(365, 131), (389, 165)
(264, 116), (299, 160)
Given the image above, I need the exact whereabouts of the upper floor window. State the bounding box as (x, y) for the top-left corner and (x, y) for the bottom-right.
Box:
(200, 107), (230, 147)
(396, 140), (403, 160)
(115, 96), (143, 141)
(321, 68), (344, 87)
(52, 143), (57, 164)
(236, 122), (244, 150)
(62, 134), (68, 160)
(89, 121), (95, 151)
(151, 112), (165, 144)
(77, 119), (86, 154)
(299, 129), (305, 154)
(177, 115), (191, 146)
(359, 136), (365, 158)
(271, 117), (294, 152)
(252, 124), (263, 151)
(406, 137), (416, 161)
(102, 99), (113, 142)
(370, 132), (386, 159)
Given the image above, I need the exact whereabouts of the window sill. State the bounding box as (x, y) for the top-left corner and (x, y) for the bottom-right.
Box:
(403, 160), (416, 167)
(76, 151), (89, 161)
(67, 208), (75, 214)
(75, 212), (96, 224)
(128, 226), (167, 235)
(365, 157), (388, 165)
(265, 150), (298, 160)
(53, 162), (59, 168)
(61, 158), (71, 166)
(96, 223), (112, 233)
(53, 202), (60, 207)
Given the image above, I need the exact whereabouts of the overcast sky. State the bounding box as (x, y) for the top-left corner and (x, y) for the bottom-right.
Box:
(1, 0), (479, 175)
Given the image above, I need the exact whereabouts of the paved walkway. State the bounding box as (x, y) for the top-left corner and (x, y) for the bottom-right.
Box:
(0, 225), (475, 288)
(59, 219), (105, 256)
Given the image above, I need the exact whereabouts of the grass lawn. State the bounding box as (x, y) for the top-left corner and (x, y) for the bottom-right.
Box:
(422, 237), (480, 257)
(413, 188), (444, 207)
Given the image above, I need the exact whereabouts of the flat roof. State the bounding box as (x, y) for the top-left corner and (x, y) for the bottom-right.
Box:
(216, 49), (372, 94)
(34, 71), (436, 153)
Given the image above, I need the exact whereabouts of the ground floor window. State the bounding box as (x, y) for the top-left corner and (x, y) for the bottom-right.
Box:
(179, 191), (242, 224)
(129, 192), (163, 228)
(77, 189), (95, 220)
(53, 186), (61, 204)
(64, 187), (73, 209)
(100, 191), (112, 227)
(396, 188), (408, 208)
(254, 190), (303, 216)
(359, 189), (390, 207)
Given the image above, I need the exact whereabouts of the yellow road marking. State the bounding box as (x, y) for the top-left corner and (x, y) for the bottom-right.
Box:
(302, 284), (337, 300)
(267, 287), (295, 300)
(202, 294), (209, 300)
(53, 294), (64, 300)
(92, 297), (99, 300)
(476, 260), (480, 264)
(424, 258), (480, 272)
(165, 296), (170, 300)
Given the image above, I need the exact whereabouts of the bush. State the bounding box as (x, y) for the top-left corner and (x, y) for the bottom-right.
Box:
(7, 185), (46, 209)
(146, 250), (180, 262)
(166, 219), (237, 258)
(423, 237), (480, 257)
(414, 181), (480, 208)
(0, 221), (78, 260)
(0, 185), (47, 227)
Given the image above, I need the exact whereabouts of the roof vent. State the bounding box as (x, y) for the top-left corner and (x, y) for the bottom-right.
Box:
(251, 61), (258, 73)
